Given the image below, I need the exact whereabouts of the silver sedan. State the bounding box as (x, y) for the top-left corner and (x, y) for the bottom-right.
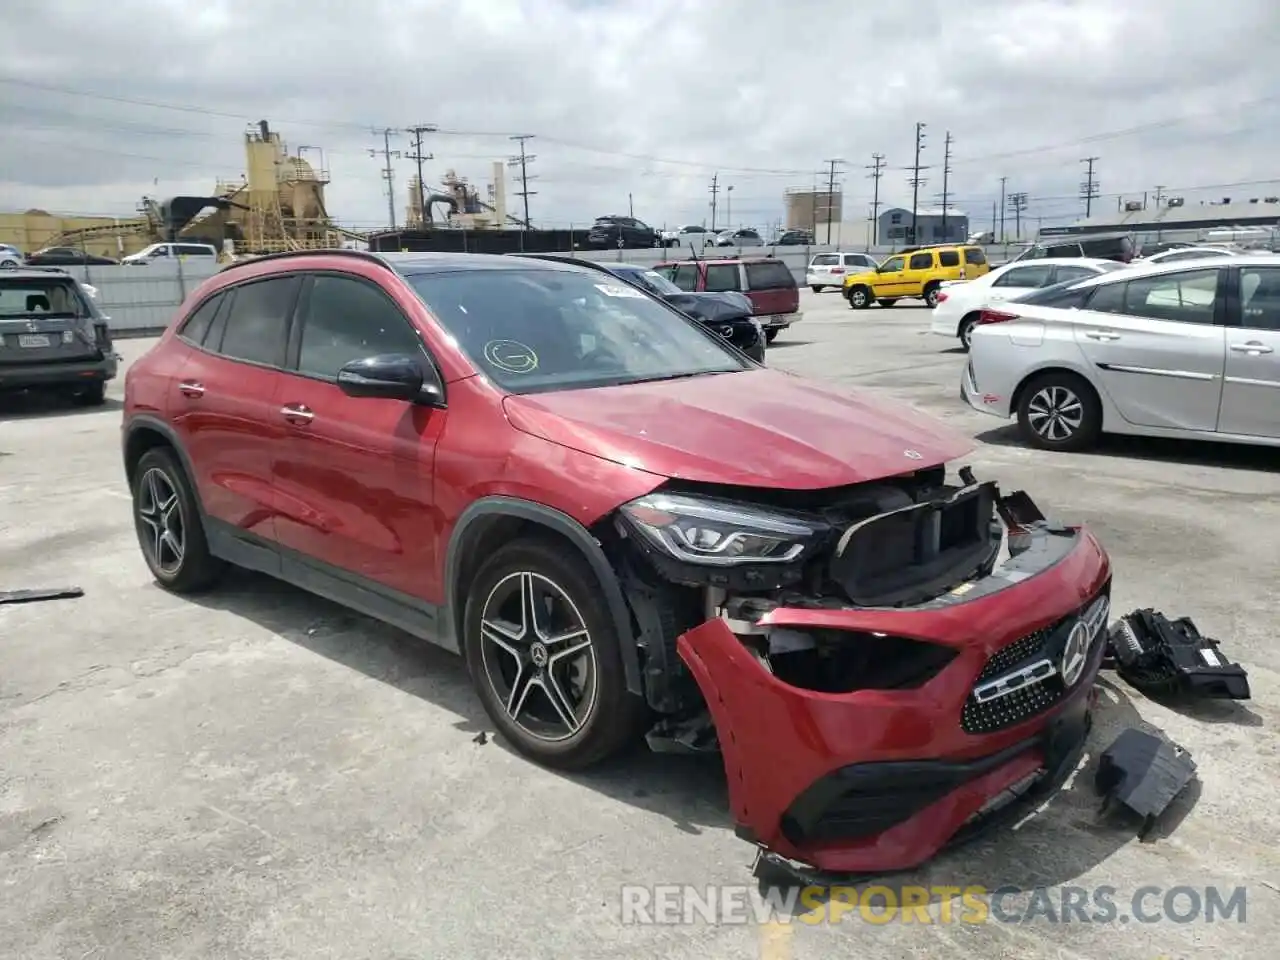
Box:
(961, 254), (1280, 451)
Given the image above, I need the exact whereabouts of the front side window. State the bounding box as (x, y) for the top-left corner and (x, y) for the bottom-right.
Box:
(297, 275), (426, 379)
(879, 256), (905, 273)
(216, 276), (298, 365)
(672, 264), (699, 290)
(406, 268), (748, 394)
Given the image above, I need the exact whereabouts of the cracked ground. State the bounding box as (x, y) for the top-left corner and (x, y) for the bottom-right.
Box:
(2, 291), (1278, 960)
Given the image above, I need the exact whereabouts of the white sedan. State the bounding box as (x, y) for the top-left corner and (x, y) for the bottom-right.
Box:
(961, 254), (1280, 452)
(931, 257), (1125, 350)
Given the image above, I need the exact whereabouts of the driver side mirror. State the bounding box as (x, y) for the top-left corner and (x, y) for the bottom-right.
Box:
(336, 354), (445, 407)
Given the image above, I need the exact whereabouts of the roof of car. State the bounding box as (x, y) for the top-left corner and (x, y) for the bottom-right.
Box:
(0, 267), (82, 282)
(654, 256), (784, 266)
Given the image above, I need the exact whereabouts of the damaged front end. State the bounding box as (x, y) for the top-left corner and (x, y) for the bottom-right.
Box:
(607, 464), (1112, 875)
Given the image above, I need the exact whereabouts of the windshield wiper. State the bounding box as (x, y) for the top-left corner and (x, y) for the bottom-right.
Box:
(628, 369), (740, 385)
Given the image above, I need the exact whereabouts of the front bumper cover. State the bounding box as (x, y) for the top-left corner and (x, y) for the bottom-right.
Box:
(675, 524), (1110, 875)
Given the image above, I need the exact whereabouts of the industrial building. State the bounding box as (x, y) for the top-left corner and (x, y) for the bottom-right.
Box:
(0, 211), (134, 259)
(1038, 196), (1280, 245)
(784, 186), (843, 233)
(876, 206), (969, 246)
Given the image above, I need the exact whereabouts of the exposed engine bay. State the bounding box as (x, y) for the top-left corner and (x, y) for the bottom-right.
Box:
(603, 463), (1059, 741)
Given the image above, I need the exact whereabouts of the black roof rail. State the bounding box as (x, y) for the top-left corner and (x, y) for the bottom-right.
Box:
(218, 248), (391, 275)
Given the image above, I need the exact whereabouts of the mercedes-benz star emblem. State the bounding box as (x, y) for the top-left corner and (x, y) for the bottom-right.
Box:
(903, 449), (923, 460)
(1060, 620), (1091, 687)
(530, 642), (548, 669)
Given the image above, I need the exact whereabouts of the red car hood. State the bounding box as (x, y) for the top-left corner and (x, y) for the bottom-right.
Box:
(502, 369), (973, 488)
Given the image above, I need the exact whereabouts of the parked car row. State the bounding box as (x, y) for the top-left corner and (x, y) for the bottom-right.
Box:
(0, 241), (221, 268)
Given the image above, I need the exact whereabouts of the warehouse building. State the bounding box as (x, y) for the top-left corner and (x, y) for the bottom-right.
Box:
(1038, 196), (1280, 245)
(876, 206), (969, 246)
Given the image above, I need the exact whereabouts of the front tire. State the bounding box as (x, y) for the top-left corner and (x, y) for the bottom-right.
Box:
(1016, 372), (1102, 452)
(462, 537), (648, 770)
(765, 328), (780, 344)
(847, 285), (871, 309)
(132, 447), (225, 592)
(810, 285), (822, 293)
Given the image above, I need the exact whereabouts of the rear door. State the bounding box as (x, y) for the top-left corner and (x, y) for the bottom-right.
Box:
(170, 275), (299, 552)
(1217, 264), (1280, 438)
(1071, 268), (1226, 431)
(743, 259), (798, 315)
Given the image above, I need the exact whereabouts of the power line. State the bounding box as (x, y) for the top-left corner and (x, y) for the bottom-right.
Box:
(866, 153), (886, 246)
(1080, 157), (1101, 217)
(508, 134), (536, 228)
(368, 128), (401, 230)
(908, 123), (928, 244)
(822, 158), (844, 244)
(405, 124), (436, 226)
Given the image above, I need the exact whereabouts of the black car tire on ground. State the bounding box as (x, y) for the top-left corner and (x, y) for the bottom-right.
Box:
(959, 314), (980, 352)
(923, 283), (942, 308)
(72, 381), (107, 406)
(765, 329), (780, 344)
(847, 286), (871, 309)
(462, 536), (649, 771)
(132, 447), (226, 593)
(877, 299), (897, 308)
(810, 285), (822, 293)
(1016, 371), (1103, 453)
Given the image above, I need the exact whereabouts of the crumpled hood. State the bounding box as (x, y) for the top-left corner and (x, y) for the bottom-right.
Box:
(502, 368), (973, 488)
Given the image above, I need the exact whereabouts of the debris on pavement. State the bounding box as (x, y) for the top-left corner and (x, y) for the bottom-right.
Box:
(1106, 608), (1251, 700)
(0, 586), (84, 606)
(1095, 728), (1197, 841)
(472, 731), (488, 745)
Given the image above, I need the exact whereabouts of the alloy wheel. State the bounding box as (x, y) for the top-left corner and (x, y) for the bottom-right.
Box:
(136, 467), (186, 576)
(850, 289), (867, 308)
(1026, 385), (1084, 443)
(478, 571), (599, 742)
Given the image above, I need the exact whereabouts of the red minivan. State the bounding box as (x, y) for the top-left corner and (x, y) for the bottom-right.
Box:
(653, 256), (802, 343)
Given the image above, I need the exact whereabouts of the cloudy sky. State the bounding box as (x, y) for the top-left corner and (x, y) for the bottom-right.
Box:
(2, 0), (1279, 239)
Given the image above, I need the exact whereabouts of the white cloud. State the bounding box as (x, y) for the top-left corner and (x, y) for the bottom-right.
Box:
(1, 0), (1278, 235)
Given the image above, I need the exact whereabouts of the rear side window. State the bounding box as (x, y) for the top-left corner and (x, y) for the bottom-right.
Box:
(217, 276), (299, 366)
(938, 250), (960, 267)
(178, 292), (225, 345)
(705, 264), (742, 292)
(908, 253), (933, 270)
(744, 261), (794, 289)
(1046, 243), (1080, 258)
(843, 254), (871, 268)
(964, 248), (987, 265)
(672, 263), (699, 290)
(1014, 279), (1097, 309)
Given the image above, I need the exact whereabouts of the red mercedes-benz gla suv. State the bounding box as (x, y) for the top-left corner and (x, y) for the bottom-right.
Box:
(122, 250), (1111, 875)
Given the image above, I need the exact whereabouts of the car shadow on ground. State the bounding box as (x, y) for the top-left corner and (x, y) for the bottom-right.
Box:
(976, 423), (1280, 473)
(0, 390), (122, 422)
(765, 677), (1202, 913)
(768, 340), (814, 349)
(186, 568), (734, 837)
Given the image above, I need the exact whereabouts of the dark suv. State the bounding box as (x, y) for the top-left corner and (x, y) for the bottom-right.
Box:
(1010, 233), (1135, 264)
(123, 249), (1111, 876)
(652, 256), (801, 342)
(0, 268), (117, 404)
(585, 216), (660, 250)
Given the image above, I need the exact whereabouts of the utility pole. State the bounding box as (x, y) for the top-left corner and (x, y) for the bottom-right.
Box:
(866, 153), (886, 247)
(939, 131), (954, 239)
(822, 158), (844, 244)
(1007, 191), (1029, 240)
(907, 123), (928, 245)
(1153, 184), (1166, 209)
(998, 176), (1008, 243)
(369, 128), (401, 230)
(709, 173), (720, 232)
(405, 124), (437, 227)
(1080, 157), (1101, 217)
(507, 135), (536, 228)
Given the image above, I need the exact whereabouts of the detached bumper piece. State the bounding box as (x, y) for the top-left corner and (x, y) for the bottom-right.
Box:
(1107, 608), (1251, 700)
(1095, 728), (1196, 841)
(0, 586), (84, 606)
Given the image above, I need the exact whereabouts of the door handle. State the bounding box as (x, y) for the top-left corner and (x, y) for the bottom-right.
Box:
(1230, 341), (1273, 355)
(178, 380), (205, 398)
(1085, 331), (1121, 341)
(280, 403), (315, 424)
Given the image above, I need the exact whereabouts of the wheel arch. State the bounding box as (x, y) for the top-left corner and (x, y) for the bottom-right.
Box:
(444, 496), (643, 697)
(123, 416), (203, 510)
(1010, 363), (1104, 423)
(956, 310), (983, 338)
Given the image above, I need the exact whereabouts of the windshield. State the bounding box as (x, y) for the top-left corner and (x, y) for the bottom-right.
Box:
(0, 279), (89, 317)
(406, 268), (749, 395)
(627, 269), (683, 296)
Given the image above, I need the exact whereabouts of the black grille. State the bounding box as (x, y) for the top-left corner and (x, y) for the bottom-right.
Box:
(961, 583), (1109, 736)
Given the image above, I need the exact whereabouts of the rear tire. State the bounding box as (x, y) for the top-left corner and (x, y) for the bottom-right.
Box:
(1016, 371), (1102, 452)
(958, 314), (980, 352)
(132, 447), (225, 593)
(810, 285), (822, 293)
(462, 537), (648, 771)
(765, 329), (780, 344)
(73, 381), (106, 406)
(923, 283), (942, 308)
(847, 286), (871, 309)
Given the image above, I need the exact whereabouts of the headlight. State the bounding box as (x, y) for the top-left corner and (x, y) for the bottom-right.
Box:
(619, 492), (820, 566)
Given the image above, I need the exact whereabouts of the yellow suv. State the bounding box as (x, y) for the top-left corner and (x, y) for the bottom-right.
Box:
(843, 245), (990, 310)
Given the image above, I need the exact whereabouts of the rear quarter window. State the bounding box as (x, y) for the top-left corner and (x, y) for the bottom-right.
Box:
(963, 247), (987, 265)
(938, 250), (960, 267)
(744, 261), (795, 289)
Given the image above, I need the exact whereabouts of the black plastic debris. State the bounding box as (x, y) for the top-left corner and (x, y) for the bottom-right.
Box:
(0, 586), (84, 606)
(1095, 729), (1196, 840)
(1107, 608), (1251, 700)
